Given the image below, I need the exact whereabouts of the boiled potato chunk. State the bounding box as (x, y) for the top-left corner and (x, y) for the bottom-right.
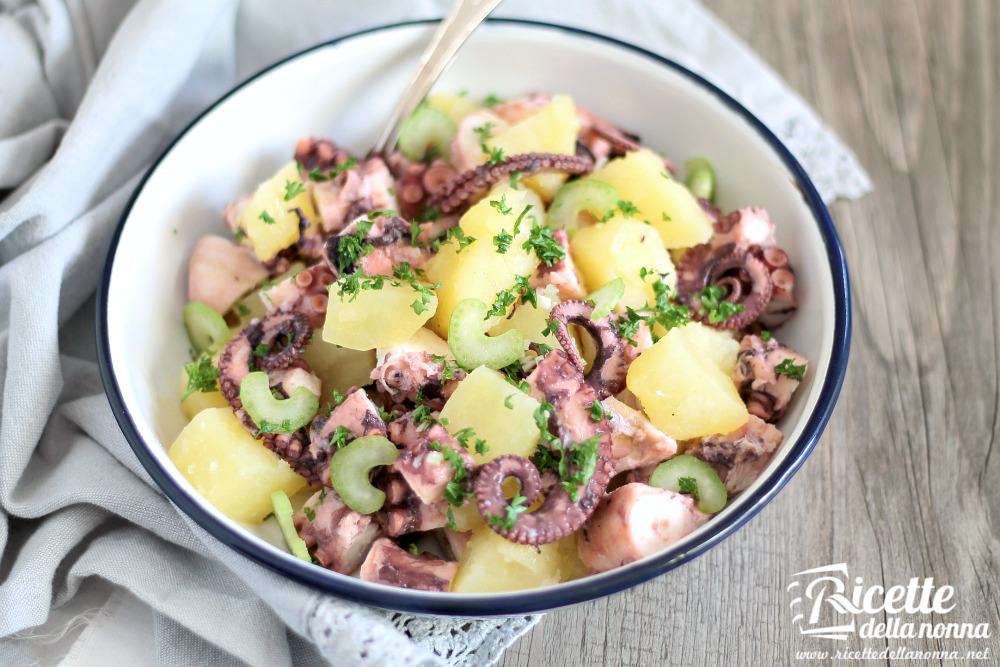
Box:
(427, 92), (480, 125)
(676, 322), (739, 376)
(451, 526), (562, 592)
(556, 534), (591, 582)
(178, 370), (228, 420)
(425, 185), (539, 337)
(490, 285), (561, 347)
(488, 95), (580, 200)
(626, 325), (748, 440)
(591, 149), (712, 248)
(570, 216), (676, 310)
(238, 162), (319, 261)
(301, 334), (376, 398)
(323, 281), (436, 351)
(440, 366), (540, 465)
(169, 408), (306, 523)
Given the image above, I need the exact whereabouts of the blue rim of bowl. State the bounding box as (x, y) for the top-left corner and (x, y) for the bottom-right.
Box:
(96, 17), (851, 615)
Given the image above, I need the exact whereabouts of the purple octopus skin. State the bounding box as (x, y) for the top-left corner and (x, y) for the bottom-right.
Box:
(473, 350), (613, 545)
(429, 152), (594, 214)
(685, 415), (783, 494)
(295, 487), (382, 574)
(753, 245), (798, 329)
(359, 537), (458, 592)
(548, 299), (630, 399)
(217, 312), (313, 437)
(732, 333), (808, 422)
(381, 474), (449, 537)
(675, 242), (774, 330)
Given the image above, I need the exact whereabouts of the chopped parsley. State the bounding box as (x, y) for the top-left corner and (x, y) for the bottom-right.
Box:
(182, 353), (219, 400)
(407, 543), (420, 556)
(535, 342), (553, 356)
(367, 208), (396, 220)
(482, 144), (505, 166)
(615, 307), (645, 346)
(335, 219), (375, 272)
(760, 330), (772, 342)
(415, 205), (441, 223)
(302, 506), (316, 522)
(307, 156), (357, 182)
(438, 444), (472, 507)
(485, 275), (536, 319)
(234, 303), (251, 317)
(558, 435), (601, 501)
(617, 200), (639, 217)
(504, 394), (515, 410)
(452, 427), (476, 449)
(410, 220), (422, 246)
(252, 343), (271, 358)
(377, 405), (397, 423)
(330, 389), (346, 407)
(774, 358), (807, 380)
(412, 405), (436, 430)
(487, 494), (528, 531)
(661, 212), (672, 222)
(509, 170), (523, 189)
(489, 194), (512, 216)
(283, 179), (305, 201)
(483, 93), (504, 107)
(540, 317), (560, 338)
(336, 271), (385, 302)
(697, 284), (745, 324)
(533, 402), (559, 447)
(472, 122), (495, 142)
(258, 210), (276, 225)
(522, 219), (565, 266)
(513, 204), (533, 234)
(330, 425), (352, 449)
(677, 476), (700, 500)
(433, 226), (476, 253)
(446, 508), (457, 530)
(408, 281), (438, 315)
(475, 439), (489, 455)
(492, 228), (514, 255)
(589, 400), (605, 422)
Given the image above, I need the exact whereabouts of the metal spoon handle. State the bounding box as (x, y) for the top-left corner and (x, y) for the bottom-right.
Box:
(374, 0), (503, 154)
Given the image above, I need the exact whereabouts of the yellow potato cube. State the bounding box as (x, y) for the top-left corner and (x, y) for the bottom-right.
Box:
(489, 285), (561, 347)
(238, 162), (319, 261)
(676, 322), (740, 376)
(556, 533), (591, 582)
(323, 280), (437, 351)
(178, 370), (229, 420)
(451, 526), (562, 592)
(301, 334), (376, 398)
(570, 216), (676, 310)
(591, 149), (712, 248)
(440, 366), (541, 465)
(487, 95), (580, 200)
(168, 407), (306, 523)
(427, 92), (480, 125)
(626, 326), (748, 440)
(425, 186), (539, 337)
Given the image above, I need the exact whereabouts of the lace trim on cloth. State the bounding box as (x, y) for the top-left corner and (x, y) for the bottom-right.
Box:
(777, 116), (872, 203)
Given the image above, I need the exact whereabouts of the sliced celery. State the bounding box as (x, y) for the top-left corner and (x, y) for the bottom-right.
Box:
(270, 490), (310, 562)
(547, 178), (620, 234)
(329, 435), (399, 514)
(239, 371), (318, 434)
(448, 298), (524, 370)
(397, 104), (457, 162)
(684, 158), (716, 202)
(587, 278), (626, 320)
(183, 301), (231, 353)
(649, 454), (727, 513)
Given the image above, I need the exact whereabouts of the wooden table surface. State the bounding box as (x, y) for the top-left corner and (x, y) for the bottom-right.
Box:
(502, 1), (1000, 664)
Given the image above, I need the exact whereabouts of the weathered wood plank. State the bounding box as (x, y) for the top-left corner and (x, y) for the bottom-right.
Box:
(502, 1), (1000, 664)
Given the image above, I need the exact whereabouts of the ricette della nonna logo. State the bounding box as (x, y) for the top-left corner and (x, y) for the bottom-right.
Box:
(787, 563), (991, 641)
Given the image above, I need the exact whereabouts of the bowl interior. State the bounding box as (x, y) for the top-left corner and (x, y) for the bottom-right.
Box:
(103, 20), (844, 613)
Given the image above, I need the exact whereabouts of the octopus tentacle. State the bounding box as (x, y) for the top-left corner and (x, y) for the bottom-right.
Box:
(253, 312), (313, 371)
(217, 312), (315, 462)
(549, 299), (629, 399)
(473, 351), (613, 545)
(676, 243), (774, 330)
(429, 152), (593, 214)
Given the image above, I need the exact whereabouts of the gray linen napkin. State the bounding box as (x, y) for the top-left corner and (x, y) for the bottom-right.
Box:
(0, 1), (870, 665)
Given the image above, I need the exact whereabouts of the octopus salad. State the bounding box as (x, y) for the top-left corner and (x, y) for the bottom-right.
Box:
(171, 92), (809, 593)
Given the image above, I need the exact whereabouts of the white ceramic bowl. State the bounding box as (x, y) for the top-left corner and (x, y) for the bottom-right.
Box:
(98, 19), (850, 615)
